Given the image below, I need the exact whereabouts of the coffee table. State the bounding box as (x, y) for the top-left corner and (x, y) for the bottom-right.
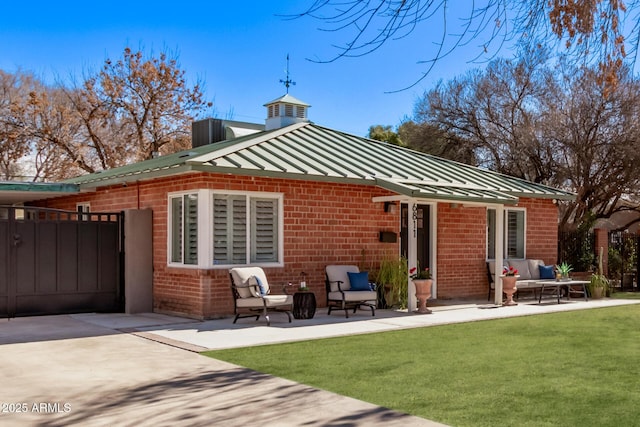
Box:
(538, 280), (589, 304)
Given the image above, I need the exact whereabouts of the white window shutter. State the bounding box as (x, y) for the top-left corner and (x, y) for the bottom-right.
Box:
(213, 195), (247, 264)
(251, 198), (278, 263)
(184, 194), (198, 265)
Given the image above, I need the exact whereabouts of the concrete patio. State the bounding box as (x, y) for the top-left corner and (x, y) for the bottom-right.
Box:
(74, 297), (640, 351)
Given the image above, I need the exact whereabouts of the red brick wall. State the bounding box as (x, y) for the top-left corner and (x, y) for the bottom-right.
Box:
(435, 198), (559, 299)
(524, 198), (559, 264)
(39, 173), (559, 316)
(39, 173), (399, 318)
(436, 204), (487, 298)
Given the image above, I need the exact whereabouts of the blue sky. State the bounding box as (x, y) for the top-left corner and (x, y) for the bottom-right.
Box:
(0, 1), (495, 136)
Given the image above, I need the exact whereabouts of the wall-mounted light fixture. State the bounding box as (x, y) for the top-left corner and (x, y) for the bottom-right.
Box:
(384, 201), (397, 214)
(449, 203), (459, 209)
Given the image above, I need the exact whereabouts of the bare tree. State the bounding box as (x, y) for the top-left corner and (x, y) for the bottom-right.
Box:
(416, 57), (640, 229)
(420, 55), (555, 183)
(0, 70), (32, 180)
(397, 120), (477, 165)
(17, 85), (101, 177)
(95, 48), (211, 160)
(297, 0), (636, 90)
(542, 65), (640, 228)
(4, 47), (212, 181)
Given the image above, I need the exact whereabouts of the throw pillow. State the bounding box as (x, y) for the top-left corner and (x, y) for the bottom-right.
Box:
(347, 271), (371, 291)
(254, 275), (268, 295)
(539, 265), (555, 280)
(528, 259), (544, 280)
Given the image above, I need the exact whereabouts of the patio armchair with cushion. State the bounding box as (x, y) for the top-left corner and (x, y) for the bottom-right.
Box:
(229, 267), (293, 326)
(325, 265), (377, 318)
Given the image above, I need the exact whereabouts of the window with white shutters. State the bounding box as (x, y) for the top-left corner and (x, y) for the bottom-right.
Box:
(212, 192), (281, 266)
(487, 208), (526, 259)
(169, 193), (198, 265)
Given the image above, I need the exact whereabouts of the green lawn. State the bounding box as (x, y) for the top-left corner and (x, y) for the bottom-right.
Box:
(610, 291), (640, 299)
(204, 305), (640, 426)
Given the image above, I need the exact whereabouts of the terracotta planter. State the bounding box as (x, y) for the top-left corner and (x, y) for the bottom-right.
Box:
(500, 275), (519, 306)
(591, 287), (604, 299)
(413, 279), (433, 314)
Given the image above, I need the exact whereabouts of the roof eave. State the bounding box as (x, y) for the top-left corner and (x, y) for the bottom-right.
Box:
(0, 182), (79, 193)
(506, 191), (576, 201)
(74, 165), (197, 189)
(375, 178), (520, 205)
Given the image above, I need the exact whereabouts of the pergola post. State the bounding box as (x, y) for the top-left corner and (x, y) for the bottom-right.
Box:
(494, 204), (505, 306)
(407, 199), (418, 312)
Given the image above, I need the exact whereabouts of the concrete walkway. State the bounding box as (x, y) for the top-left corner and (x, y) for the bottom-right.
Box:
(1, 298), (638, 426)
(78, 297), (640, 351)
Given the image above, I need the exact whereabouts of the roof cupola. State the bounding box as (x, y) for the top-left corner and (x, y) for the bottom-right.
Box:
(265, 54), (311, 130)
(264, 94), (311, 130)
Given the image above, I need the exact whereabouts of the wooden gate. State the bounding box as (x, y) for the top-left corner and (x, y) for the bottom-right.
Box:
(0, 206), (123, 318)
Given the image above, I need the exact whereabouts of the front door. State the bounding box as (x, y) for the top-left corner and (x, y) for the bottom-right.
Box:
(401, 204), (431, 271)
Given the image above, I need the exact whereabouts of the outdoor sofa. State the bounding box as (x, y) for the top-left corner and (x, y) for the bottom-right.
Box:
(486, 259), (557, 301)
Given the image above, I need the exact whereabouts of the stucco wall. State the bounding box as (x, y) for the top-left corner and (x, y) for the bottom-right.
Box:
(39, 173), (559, 318)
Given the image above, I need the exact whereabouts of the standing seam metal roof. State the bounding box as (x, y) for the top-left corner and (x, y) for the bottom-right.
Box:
(64, 122), (575, 203)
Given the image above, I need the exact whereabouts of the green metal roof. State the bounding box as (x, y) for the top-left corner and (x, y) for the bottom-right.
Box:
(64, 122), (575, 204)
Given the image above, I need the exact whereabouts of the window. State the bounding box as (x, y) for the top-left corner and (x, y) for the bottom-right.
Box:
(169, 193), (198, 265)
(212, 192), (281, 265)
(487, 208), (526, 259)
(77, 202), (91, 220)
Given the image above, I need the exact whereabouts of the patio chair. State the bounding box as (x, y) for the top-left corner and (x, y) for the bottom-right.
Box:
(325, 265), (377, 318)
(229, 267), (293, 326)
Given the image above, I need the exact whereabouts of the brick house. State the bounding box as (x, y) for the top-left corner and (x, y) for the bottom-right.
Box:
(2, 94), (574, 319)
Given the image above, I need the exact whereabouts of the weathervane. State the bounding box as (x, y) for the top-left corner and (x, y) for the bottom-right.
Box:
(279, 54), (296, 93)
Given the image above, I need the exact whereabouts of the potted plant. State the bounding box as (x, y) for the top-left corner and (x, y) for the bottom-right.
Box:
(556, 262), (573, 281)
(589, 273), (609, 299)
(376, 255), (408, 309)
(500, 266), (519, 306)
(410, 263), (433, 314)
(589, 247), (610, 299)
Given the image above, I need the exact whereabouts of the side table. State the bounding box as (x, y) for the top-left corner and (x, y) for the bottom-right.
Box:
(293, 292), (316, 319)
